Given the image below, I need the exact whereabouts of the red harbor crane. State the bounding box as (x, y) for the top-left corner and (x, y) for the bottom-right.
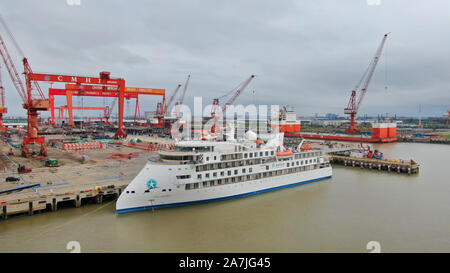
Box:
(210, 74), (255, 133)
(0, 64), (6, 134)
(344, 33), (389, 134)
(0, 17), (50, 156)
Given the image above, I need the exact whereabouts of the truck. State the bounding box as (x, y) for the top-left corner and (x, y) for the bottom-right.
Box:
(45, 158), (60, 167)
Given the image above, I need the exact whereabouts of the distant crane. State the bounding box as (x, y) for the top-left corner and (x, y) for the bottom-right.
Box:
(446, 110), (450, 127)
(344, 33), (389, 134)
(104, 95), (118, 125)
(174, 74), (190, 117)
(165, 83), (182, 116)
(210, 74), (255, 133)
(0, 64), (7, 134)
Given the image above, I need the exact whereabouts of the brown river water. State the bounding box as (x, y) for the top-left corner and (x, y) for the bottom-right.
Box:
(0, 142), (449, 253)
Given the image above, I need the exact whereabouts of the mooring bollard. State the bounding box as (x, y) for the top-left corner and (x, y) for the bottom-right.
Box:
(28, 202), (33, 216)
(96, 193), (103, 204)
(2, 206), (7, 220)
(75, 195), (81, 208)
(52, 198), (57, 212)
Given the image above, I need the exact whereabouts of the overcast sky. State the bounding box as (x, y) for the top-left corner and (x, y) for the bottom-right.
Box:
(1, 0), (449, 118)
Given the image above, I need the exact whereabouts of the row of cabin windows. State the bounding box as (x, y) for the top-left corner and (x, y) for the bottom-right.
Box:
(286, 159), (316, 167)
(197, 167), (253, 179)
(186, 165), (316, 190)
(195, 155), (317, 175)
(243, 151), (273, 159)
(196, 159), (263, 172)
(220, 153), (243, 161)
(294, 152), (321, 159)
(198, 156), (282, 172)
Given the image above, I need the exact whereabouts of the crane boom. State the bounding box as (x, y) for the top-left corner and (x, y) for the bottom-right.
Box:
(344, 33), (389, 134)
(166, 84), (182, 110)
(0, 64), (7, 133)
(0, 33), (27, 103)
(174, 74), (190, 117)
(210, 74), (255, 134)
(179, 74), (190, 106)
(223, 74), (255, 114)
(355, 33), (389, 112)
(0, 64), (4, 108)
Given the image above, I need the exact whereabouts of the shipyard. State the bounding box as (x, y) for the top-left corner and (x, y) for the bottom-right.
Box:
(1, 0), (450, 256)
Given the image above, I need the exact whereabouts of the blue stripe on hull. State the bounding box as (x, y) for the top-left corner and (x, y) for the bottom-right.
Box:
(117, 175), (332, 214)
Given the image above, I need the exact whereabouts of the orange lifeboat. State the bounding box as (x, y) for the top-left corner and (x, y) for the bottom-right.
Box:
(300, 144), (311, 151)
(201, 135), (217, 141)
(276, 150), (293, 157)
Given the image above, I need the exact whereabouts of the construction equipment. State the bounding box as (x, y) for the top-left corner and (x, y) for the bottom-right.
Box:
(17, 164), (32, 173)
(61, 83), (165, 129)
(210, 74), (255, 133)
(0, 64), (7, 134)
(165, 84), (182, 116)
(0, 15), (50, 157)
(174, 74), (190, 117)
(344, 33), (389, 134)
(48, 86), (137, 126)
(45, 158), (59, 167)
(104, 96), (118, 125)
(446, 110), (450, 127)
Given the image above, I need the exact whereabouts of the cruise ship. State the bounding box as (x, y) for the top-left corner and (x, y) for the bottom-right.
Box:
(116, 132), (332, 213)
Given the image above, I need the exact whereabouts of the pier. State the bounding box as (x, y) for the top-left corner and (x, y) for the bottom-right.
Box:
(328, 154), (419, 174)
(0, 140), (158, 220)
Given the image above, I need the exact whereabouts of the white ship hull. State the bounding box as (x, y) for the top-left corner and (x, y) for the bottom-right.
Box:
(116, 164), (332, 214)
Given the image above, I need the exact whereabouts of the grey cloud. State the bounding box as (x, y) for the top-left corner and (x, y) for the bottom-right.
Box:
(0, 0), (449, 118)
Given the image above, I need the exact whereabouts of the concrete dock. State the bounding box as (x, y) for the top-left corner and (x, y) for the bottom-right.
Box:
(329, 154), (419, 174)
(0, 138), (167, 220)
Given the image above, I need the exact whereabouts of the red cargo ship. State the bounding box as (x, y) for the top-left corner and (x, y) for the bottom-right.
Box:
(273, 107), (397, 143)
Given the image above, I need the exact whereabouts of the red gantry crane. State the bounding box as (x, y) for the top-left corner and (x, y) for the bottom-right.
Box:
(344, 33), (389, 134)
(210, 74), (255, 133)
(63, 83), (165, 128)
